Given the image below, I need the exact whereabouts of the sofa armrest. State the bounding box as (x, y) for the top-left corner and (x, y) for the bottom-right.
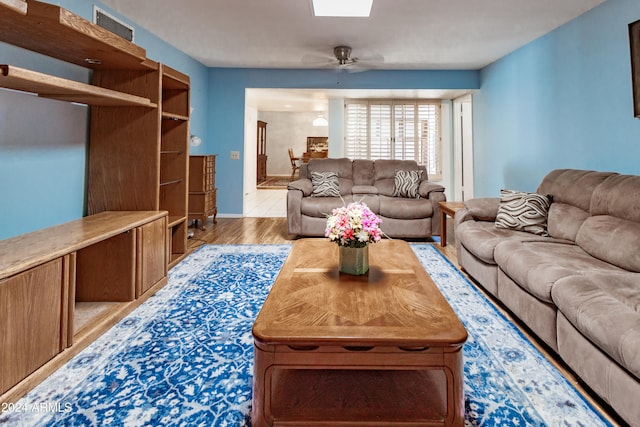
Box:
(455, 197), (501, 226)
(418, 181), (445, 198)
(287, 179), (313, 197)
(287, 189), (303, 235)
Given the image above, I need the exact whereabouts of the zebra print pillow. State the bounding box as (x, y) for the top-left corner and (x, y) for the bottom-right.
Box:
(495, 189), (552, 236)
(392, 169), (423, 198)
(310, 171), (341, 197)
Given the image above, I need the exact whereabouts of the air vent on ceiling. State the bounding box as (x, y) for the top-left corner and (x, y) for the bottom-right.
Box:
(94, 7), (134, 42)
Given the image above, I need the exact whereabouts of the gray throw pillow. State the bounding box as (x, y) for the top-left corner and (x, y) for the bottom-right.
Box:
(495, 189), (552, 236)
(310, 171), (340, 197)
(392, 169), (422, 198)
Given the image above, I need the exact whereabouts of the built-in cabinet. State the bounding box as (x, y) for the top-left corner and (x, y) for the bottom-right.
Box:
(189, 155), (218, 230)
(0, 211), (168, 397)
(0, 0), (188, 402)
(257, 120), (268, 182)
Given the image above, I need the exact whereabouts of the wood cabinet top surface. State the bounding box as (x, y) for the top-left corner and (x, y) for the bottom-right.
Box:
(252, 239), (467, 348)
(0, 0), (151, 70)
(0, 211), (167, 280)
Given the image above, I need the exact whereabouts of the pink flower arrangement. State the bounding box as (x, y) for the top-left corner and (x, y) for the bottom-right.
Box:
(325, 202), (383, 248)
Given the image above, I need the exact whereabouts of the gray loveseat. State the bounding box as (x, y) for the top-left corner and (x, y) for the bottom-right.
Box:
(454, 168), (640, 426)
(287, 158), (445, 238)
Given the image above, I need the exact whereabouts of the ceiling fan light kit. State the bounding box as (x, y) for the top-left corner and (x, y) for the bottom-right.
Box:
(333, 46), (358, 66)
(311, 0), (373, 17)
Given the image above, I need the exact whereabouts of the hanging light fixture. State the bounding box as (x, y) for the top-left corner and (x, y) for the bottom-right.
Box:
(313, 115), (328, 126)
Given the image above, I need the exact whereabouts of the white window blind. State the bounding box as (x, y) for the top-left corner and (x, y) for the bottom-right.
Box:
(345, 99), (442, 179)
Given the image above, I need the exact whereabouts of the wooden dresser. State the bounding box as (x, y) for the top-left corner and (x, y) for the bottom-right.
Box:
(189, 155), (218, 230)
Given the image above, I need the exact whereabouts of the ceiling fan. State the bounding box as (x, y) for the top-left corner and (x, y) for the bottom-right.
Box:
(303, 45), (383, 71)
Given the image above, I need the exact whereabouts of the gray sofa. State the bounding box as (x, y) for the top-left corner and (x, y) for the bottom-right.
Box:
(287, 158), (445, 238)
(454, 169), (640, 426)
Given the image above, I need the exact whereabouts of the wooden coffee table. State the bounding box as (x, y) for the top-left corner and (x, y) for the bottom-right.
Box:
(252, 239), (467, 426)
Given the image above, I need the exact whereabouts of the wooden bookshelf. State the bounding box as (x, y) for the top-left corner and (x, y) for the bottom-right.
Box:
(0, 0), (192, 402)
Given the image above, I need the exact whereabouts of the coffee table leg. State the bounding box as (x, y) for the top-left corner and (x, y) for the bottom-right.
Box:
(441, 209), (448, 247)
(252, 344), (273, 427)
(444, 349), (464, 427)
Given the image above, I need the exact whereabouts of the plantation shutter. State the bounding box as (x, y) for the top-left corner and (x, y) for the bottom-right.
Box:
(344, 99), (441, 179)
(344, 102), (368, 159)
(417, 102), (441, 178)
(393, 103), (416, 161)
(369, 102), (392, 160)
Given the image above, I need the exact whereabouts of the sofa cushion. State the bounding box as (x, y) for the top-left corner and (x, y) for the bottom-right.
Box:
(352, 159), (375, 186)
(352, 185), (378, 195)
(392, 169), (423, 198)
(495, 189), (551, 236)
(547, 203), (589, 242)
(300, 196), (354, 218)
(576, 216), (640, 272)
(552, 272), (640, 380)
(494, 240), (625, 304)
(576, 173), (640, 272)
(373, 160), (426, 197)
(456, 221), (539, 265)
(537, 169), (615, 241)
(310, 171), (340, 197)
(378, 195), (432, 219)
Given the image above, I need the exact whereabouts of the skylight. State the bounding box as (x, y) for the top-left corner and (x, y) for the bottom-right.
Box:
(312, 0), (373, 17)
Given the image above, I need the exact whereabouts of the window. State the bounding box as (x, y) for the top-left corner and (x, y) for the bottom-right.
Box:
(345, 99), (442, 179)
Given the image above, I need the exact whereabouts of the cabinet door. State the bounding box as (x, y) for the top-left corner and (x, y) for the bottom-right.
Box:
(137, 217), (167, 297)
(0, 259), (64, 394)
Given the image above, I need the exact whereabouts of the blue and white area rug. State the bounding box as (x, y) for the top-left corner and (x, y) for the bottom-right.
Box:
(0, 244), (612, 426)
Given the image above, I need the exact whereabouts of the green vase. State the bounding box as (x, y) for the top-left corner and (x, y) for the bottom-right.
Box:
(339, 245), (369, 275)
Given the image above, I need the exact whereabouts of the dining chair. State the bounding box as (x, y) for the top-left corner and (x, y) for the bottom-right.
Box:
(288, 148), (300, 180)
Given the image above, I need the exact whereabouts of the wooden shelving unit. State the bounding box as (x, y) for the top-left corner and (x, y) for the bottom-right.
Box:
(160, 64), (190, 267)
(0, 0), (192, 402)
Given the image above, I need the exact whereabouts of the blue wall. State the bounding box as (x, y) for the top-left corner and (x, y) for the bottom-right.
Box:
(473, 0), (640, 195)
(208, 68), (479, 214)
(0, 0), (208, 240)
(4, 0), (638, 238)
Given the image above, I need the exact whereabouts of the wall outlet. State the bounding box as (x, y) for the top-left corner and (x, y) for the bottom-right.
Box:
(230, 151), (240, 160)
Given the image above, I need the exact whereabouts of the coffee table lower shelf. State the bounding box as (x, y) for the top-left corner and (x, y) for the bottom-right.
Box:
(252, 343), (464, 427)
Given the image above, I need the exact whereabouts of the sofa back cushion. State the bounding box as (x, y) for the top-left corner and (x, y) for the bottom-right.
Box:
(373, 160), (426, 197)
(576, 173), (640, 272)
(352, 159), (375, 186)
(306, 158), (354, 195)
(537, 169), (615, 241)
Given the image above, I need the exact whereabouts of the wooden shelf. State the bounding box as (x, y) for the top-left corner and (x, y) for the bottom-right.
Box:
(168, 215), (187, 228)
(0, 0), (151, 70)
(0, 65), (157, 107)
(162, 112), (189, 121)
(0, 0), (26, 15)
(162, 65), (190, 89)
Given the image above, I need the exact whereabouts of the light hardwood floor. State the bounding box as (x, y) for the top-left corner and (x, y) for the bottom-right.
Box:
(185, 216), (622, 426)
(186, 216), (457, 260)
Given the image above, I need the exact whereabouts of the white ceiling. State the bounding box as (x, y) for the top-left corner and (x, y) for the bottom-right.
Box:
(100, 0), (605, 111)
